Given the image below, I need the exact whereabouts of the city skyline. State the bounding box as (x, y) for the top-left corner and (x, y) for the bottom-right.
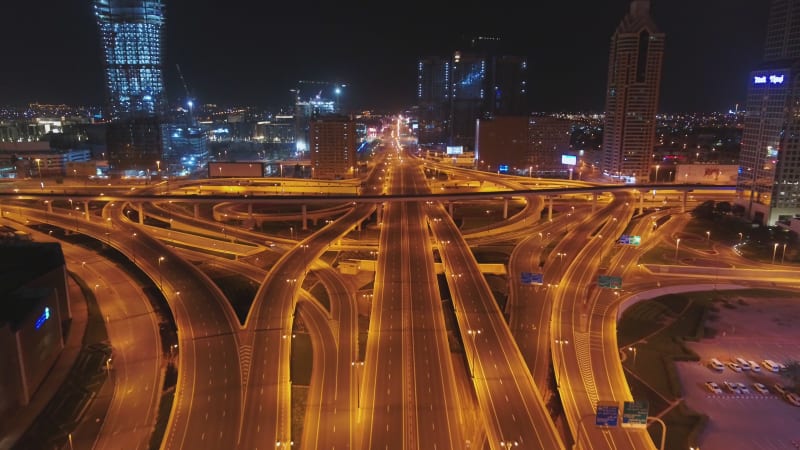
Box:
(1, 1), (770, 112)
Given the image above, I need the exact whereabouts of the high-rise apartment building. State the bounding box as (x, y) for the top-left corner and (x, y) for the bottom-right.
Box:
(417, 37), (528, 152)
(309, 115), (357, 180)
(601, 0), (665, 181)
(736, 0), (800, 225)
(93, 0), (166, 172)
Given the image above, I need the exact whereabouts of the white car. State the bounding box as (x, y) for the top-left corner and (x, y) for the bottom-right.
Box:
(724, 381), (740, 393)
(727, 362), (742, 372)
(705, 381), (722, 394)
(737, 382), (750, 394)
(734, 358), (751, 371)
(748, 360), (761, 372)
(753, 383), (769, 395)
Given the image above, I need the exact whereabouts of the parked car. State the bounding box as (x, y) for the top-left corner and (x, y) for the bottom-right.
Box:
(705, 381), (723, 394)
(762, 360), (781, 373)
(787, 392), (800, 406)
(734, 357), (751, 371)
(708, 358), (725, 371)
(724, 381), (740, 393)
(737, 382), (750, 394)
(727, 362), (742, 372)
(748, 360), (761, 372)
(774, 383), (788, 396)
(753, 383), (770, 395)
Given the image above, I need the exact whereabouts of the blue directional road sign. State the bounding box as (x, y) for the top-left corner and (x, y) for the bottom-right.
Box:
(521, 272), (544, 285)
(618, 235), (642, 246)
(595, 403), (619, 427)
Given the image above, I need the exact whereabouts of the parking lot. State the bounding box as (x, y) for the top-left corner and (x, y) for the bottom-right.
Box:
(676, 294), (800, 449)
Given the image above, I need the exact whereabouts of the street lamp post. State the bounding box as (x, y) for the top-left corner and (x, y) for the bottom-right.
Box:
(554, 339), (569, 386)
(351, 361), (364, 408)
(654, 164), (660, 182)
(628, 346), (638, 366)
(675, 238), (681, 262)
(772, 242), (779, 264)
(706, 230), (711, 242)
(132, 232), (137, 263)
(499, 441), (519, 448)
(782, 243), (787, 264)
(466, 329), (482, 378)
(158, 256), (165, 289)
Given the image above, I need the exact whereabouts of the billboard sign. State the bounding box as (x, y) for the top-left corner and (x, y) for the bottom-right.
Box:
(598, 275), (622, 289)
(561, 154), (577, 166)
(498, 164), (509, 173)
(446, 145), (463, 155)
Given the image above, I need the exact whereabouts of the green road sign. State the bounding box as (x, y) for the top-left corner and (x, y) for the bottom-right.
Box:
(622, 400), (648, 428)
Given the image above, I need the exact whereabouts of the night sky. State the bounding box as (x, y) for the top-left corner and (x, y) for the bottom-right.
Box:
(0, 0), (769, 113)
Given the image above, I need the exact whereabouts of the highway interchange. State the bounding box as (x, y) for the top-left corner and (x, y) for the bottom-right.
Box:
(2, 135), (791, 450)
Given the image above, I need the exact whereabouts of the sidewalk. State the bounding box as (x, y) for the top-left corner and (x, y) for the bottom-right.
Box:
(0, 275), (88, 450)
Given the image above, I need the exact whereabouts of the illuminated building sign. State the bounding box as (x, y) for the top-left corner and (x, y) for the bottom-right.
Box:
(562, 154), (577, 166)
(35, 307), (51, 330)
(446, 146), (463, 155)
(498, 164), (509, 173)
(754, 74), (785, 85)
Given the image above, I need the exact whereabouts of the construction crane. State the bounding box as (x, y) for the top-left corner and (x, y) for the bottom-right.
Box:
(176, 63), (194, 125)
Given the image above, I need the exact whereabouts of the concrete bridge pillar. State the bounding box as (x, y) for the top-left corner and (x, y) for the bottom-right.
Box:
(248, 203), (253, 218)
(85, 203), (91, 222)
(46, 200), (53, 213)
(448, 202), (454, 217)
(639, 190), (644, 215)
(548, 196), (553, 222)
(592, 193), (598, 214)
(193, 204), (200, 218)
(302, 205), (308, 230)
(503, 198), (509, 219)
(682, 191), (688, 213)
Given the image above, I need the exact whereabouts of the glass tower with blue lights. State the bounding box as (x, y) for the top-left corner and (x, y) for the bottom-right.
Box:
(93, 0), (166, 173)
(93, 0), (166, 120)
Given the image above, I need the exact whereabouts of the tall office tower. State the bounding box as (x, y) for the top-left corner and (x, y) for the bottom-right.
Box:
(736, 0), (800, 225)
(309, 115), (357, 180)
(417, 57), (450, 146)
(601, 0), (665, 182)
(93, 0), (166, 172)
(417, 37), (527, 152)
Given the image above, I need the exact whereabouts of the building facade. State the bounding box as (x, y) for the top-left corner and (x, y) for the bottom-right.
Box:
(601, 0), (665, 181)
(309, 115), (357, 180)
(93, 0), (167, 173)
(476, 116), (573, 175)
(736, 0), (800, 225)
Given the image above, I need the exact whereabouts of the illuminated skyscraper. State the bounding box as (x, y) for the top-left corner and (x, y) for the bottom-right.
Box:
(93, 0), (166, 172)
(93, 0), (166, 120)
(417, 36), (527, 151)
(601, 0), (665, 181)
(736, 0), (800, 225)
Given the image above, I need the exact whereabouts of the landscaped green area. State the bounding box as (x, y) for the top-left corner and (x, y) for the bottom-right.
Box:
(617, 291), (712, 450)
(617, 289), (794, 450)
